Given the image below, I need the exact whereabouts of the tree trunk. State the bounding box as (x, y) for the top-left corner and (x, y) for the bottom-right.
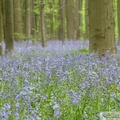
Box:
(58, 0), (66, 41)
(74, 0), (83, 39)
(40, 0), (47, 47)
(118, 0), (120, 45)
(24, 0), (31, 40)
(48, 0), (54, 40)
(13, 0), (23, 41)
(0, 0), (3, 55)
(85, 0), (89, 39)
(89, 0), (116, 57)
(31, 0), (37, 42)
(66, 0), (75, 39)
(4, 0), (14, 54)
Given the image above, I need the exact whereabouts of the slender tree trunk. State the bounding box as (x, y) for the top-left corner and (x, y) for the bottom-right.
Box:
(74, 0), (80, 39)
(2, 0), (5, 39)
(85, 0), (89, 39)
(0, 0), (3, 55)
(13, 0), (23, 41)
(74, 0), (81, 39)
(48, 0), (54, 40)
(89, 0), (116, 57)
(66, 0), (75, 39)
(24, 0), (31, 40)
(4, 0), (14, 54)
(40, 0), (47, 47)
(118, 0), (120, 45)
(58, 0), (66, 41)
(54, 9), (59, 40)
(31, 0), (37, 42)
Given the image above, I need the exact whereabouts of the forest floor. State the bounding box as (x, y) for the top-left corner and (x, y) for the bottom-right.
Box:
(0, 40), (120, 120)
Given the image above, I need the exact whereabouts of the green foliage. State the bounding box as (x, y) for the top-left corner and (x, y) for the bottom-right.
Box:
(70, 48), (89, 56)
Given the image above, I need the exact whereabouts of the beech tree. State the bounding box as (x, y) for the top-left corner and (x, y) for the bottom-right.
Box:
(31, 0), (37, 41)
(4, 0), (14, 54)
(74, 0), (83, 39)
(66, 0), (75, 39)
(40, 0), (47, 47)
(118, 0), (120, 45)
(88, 0), (116, 57)
(0, 0), (3, 55)
(85, 0), (89, 39)
(24, 0), (31, 40)
(48, 0), (54, 40)
(14, 0), (23, 41)
(58, 0), (66, 41)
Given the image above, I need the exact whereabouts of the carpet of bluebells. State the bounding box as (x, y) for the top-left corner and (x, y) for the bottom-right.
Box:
(0, 40), (120, 120)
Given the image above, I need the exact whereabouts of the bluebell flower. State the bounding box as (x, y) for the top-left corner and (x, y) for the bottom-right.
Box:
(53, 103), (60, 118)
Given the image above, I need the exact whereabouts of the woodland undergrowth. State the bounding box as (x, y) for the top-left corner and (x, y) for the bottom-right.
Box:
(0, 40), (120, 120)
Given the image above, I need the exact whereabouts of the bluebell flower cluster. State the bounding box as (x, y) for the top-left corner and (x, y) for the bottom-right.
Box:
(0, 40), (120, 120)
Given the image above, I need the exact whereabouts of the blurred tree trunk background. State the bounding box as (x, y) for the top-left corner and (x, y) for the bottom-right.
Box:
(14, 0), (23, 42)
(58, 0), (66, 42)
(0, 0), (119, 55)
(66, 0), (75, 39)
(0, 0), (3, 55)
(40, 0), (47, 47)
(118, 0), (120, 45)
(4, 0), (14, 54)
